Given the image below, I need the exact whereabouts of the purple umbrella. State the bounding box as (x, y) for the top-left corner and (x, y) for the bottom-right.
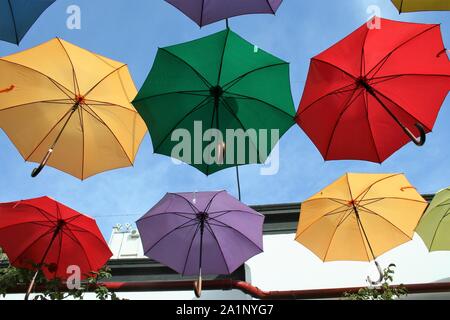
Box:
(165, 0), (283, 27)
(136, 191), (264, 297)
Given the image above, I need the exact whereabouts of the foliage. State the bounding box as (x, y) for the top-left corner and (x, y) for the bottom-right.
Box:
(0, 248), (119, 300)
(343, 264), (408, 300)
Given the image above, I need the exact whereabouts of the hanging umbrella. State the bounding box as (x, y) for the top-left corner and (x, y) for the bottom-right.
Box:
(391, 0), (450, 13)
(0, 0), (56, 45)
(295, 173), (428, 284)
(416, 187), (450, 251)
(0, 38), (147, 179)
(165, 0), (283, 27)
(0, 196), (112, 300)
(133, 29), (295, 199)
(296, 17), (450, 163)
(136, 191), (264, 297)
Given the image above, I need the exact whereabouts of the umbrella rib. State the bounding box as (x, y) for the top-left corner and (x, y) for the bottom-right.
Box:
(159, 48), (212, 88)
(13, 202), (57, 225)
(428, 208), (450, 250)
(324, 87), (364, 159)
(0, 99), (75, 113)
(296, 83), (358, 117)
(6, 0), (19, 44)
(366, 24), (440, 78)
(83, 64), (128, 98)
(216, 29), (230, 85)
(357, 205), (413, 241)
(204, 221), (231, 274)
(361, 196), (427, 205)
(143, 219), (199, 256)
(353, 174), (403, 201)
(311, 58), (357, 81)
(169, 193), (201, 213)
(208, 209), (262, 218)
(219, 97), (262, 164)
(199, 0), (205, 27)
(223, 91), (296, 120)
(322, 208), (354, 261)
(265, 0), (276, 13)
(0, 59), (76, 100)
(360, 24), (370, 77)
(222, 62), (288, 91)
(204, 191), (225, 214)
(56, 38), (80, 95)
(181, 223), (201, 276)
(57, 220), (111, 247)
(132, 91), (210, 104)
(24, 106), (77, 162)
(137, 212), (197, 223)
(208, 217), (263, 251)
(60, 228), (94, 273)
(295, 206), (352, 240)
(9, 227), (57, 266)
(0, 220), (55, 233)
(363, 89), (382, 162)
(152, 96), (213, 153)
(82, 105), (134, 166)
(301, 197), (349, 206)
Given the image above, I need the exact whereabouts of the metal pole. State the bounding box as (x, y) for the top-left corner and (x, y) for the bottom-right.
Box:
(236, 166), (241, 201)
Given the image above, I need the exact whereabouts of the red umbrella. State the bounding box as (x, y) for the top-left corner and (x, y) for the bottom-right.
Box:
(0, 196), (112, 299)
(296, 17), (450, 162)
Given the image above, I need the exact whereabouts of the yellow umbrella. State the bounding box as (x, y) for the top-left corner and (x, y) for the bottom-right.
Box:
(0, 38), (147, 179)
(296, 173), (427, 283)
(391, 0), (450, 12)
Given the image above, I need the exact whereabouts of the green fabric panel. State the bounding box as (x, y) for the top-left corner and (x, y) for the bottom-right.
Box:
(416, 188), (450, 251)
(134, 49), (210, 100)
(163, 30), (228, 85)
(219, 30), (286, 86)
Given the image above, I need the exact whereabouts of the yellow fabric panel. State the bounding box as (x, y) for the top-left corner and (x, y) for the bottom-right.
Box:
(392, 0), (450, 12)
(0, 60), (71, 109)
(1, 39), (76, 93)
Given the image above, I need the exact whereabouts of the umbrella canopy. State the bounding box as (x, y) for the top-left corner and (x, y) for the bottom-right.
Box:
(136, 191), (264, 277)
(0, 196), (112, 280)
(416, 188), (450, 251)
(296, 173), (427, 262)
(0, 0), (56, 45)
(133, 29), (295, 176)
(392, 0), (450, 13)
(0, 38), (147, 179)
(296, 17), (450, 163)
(165, 0), (283, 27)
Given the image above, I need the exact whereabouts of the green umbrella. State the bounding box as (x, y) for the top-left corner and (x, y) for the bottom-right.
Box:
(133, 29), (295, 199)
(416, 188), (450, 251)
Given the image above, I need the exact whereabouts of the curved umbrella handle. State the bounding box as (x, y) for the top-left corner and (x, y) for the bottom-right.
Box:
(31, 149), (53, 178)
(403, 123), (426, 147)
(194, 274), (202, 298)
(367, 260), (383, 286)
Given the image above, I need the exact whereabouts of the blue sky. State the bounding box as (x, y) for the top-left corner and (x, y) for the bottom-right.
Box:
(0, 0), (449, 243)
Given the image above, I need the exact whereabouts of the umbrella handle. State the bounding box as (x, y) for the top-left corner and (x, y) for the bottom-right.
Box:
(194, 274), (202, 298)
(31, 149), (53, 178)
(24, 269), (39, 300)
(402, 123), (426, 147)
(367, 261), (384, 286)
